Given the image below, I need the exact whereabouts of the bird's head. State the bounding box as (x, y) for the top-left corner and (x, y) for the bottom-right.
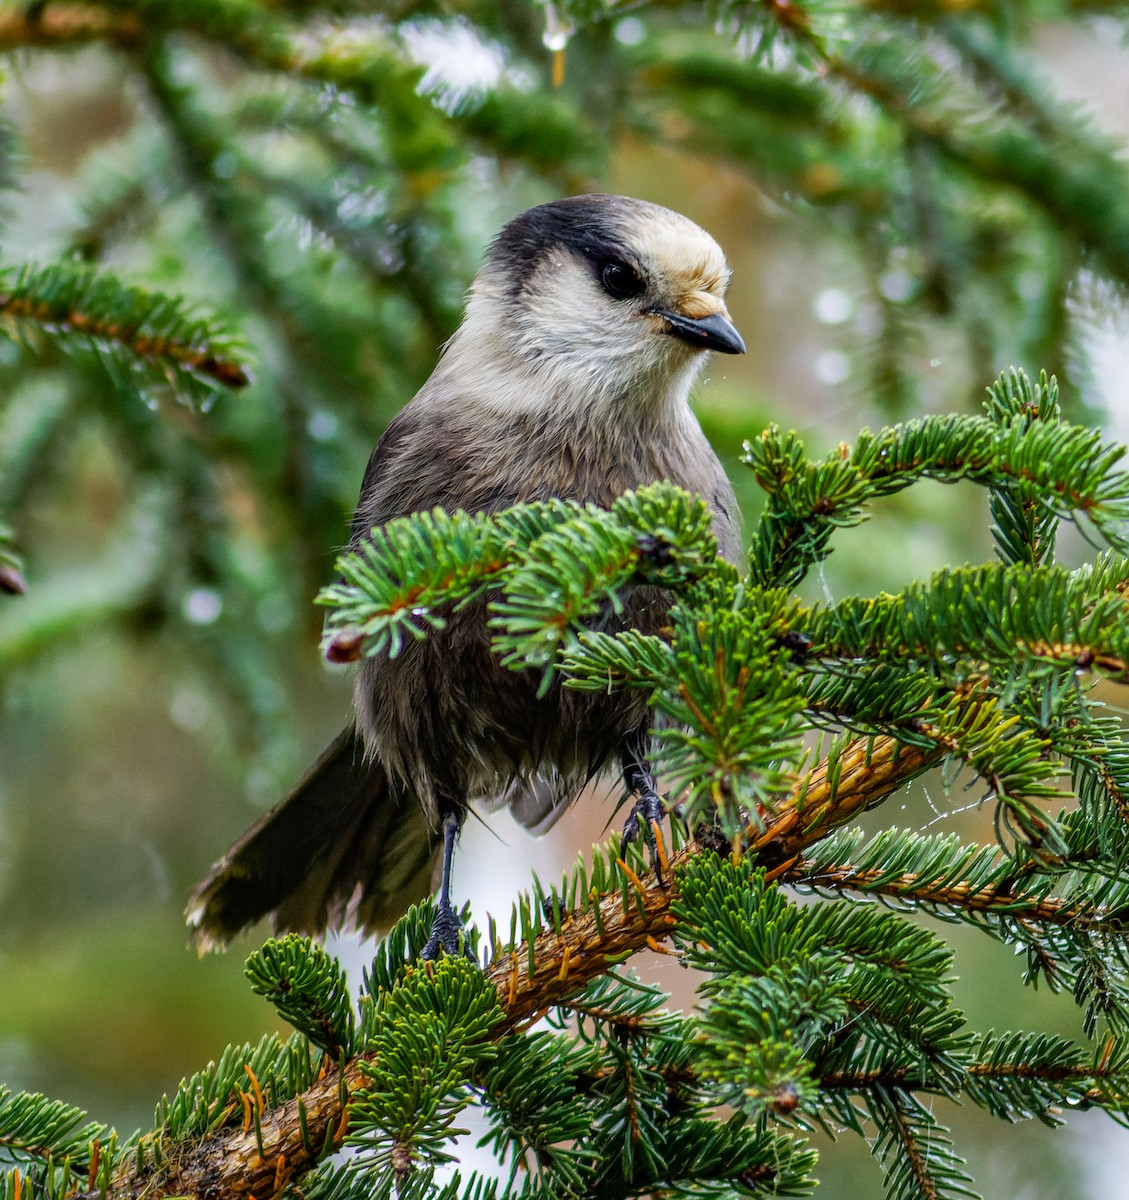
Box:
(452, 194), (745, 416)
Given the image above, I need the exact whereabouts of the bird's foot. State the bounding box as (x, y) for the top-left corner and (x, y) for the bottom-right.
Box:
(622, 787), (671, 885)
(422, 897), (476, 962)
(622, 787), (665, 848)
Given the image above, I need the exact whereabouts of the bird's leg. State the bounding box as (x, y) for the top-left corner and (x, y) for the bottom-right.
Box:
(422, 806), (474, 961)
(620, 732), (670, 876)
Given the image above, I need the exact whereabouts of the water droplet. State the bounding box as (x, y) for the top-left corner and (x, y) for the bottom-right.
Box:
(183, 587), (222, 626)
(614, 17), (646, 45)
(878, 269), (914, 303)
(307, 409), (339, 441)
(542, 1), (572, 52)
(813, 287), (853, 325)
(814, 350), (849, 385)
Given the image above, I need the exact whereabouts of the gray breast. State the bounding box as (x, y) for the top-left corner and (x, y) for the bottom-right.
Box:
(350, 390), (739, 829)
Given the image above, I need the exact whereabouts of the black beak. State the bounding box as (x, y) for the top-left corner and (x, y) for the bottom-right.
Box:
(657, 309), (746, 355)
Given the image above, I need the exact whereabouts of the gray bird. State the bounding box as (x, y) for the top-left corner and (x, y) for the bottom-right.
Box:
(188, 194), (745, 956)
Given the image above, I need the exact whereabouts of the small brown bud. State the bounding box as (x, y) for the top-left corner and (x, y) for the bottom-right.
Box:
(325, 627), (366, 663)
(199, 355), (251, 389)
(391, 1140), (413, 1181)
(770, 1081), (800, 1115)
(0, 565), (26, 595)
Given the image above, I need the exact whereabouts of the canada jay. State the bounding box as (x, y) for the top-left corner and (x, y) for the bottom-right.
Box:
(189, 193), (744, 956)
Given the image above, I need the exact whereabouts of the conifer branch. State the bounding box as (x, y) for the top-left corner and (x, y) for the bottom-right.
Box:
(817, 1058), (1113, 1092)
(85, 733), (933, 1200)
(761, 13), (1129, 292)
(0, 489), (167, 668)
(783, 856), (1091, 928)
(4, 4), (1129, 1193)
(0, 263), (250, 395)
(0, 3), (141, 51)
(746, 413), (1129, 588)
(137, 32), (367, 588)
(802, 558), (1129, 683)
(875, 1091), (946, 1200)
(968, 1055), (1115, 1088)
(525, 1046), (1128, 1117)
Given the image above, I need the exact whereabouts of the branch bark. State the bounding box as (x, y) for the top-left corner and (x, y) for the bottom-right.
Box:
(91, 733), (937, 1200)
(780, 859), (1105, 928)
(0, 5), (141, 51)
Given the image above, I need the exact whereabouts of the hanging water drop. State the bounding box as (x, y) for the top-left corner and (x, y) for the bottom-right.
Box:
(541, 1), (572, 86)
(541, 1), (572, 51)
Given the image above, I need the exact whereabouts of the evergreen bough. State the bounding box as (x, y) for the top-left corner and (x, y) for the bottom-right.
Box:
(4, 1), (1129, 1198)
(5, 368), (1129, 1198)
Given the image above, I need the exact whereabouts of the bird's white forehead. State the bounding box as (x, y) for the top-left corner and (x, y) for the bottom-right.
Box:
(623, 204), (730, 293)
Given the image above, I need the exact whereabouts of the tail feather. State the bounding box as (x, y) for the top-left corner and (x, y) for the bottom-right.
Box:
(187, 725), (439, 948)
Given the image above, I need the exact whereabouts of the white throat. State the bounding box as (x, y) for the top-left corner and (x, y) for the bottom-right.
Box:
(429, 286), (708, 425)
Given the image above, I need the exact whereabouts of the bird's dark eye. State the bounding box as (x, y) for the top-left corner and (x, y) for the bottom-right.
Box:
(599, 258), (645, 301)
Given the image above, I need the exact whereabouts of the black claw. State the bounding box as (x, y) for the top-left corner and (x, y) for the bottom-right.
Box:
(620, 732), (672, 885)
(422, 898), (475, 961)
(622, 809), (642, 846)
(622, 789), (666, 849)
(621, 784), (670, 888)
